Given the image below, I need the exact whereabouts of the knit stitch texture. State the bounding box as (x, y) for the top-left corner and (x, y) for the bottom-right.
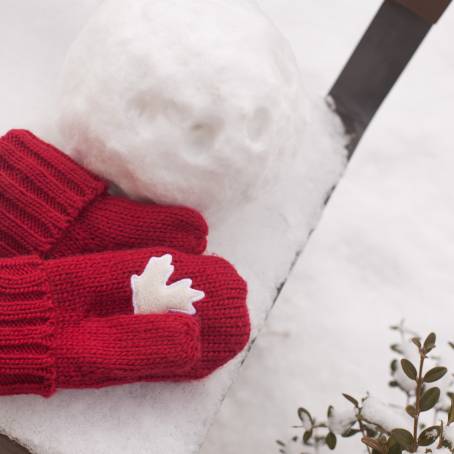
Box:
(0, 253), (202, 396)
(0, 130), (208, 258)
(0, 248), (249, 396)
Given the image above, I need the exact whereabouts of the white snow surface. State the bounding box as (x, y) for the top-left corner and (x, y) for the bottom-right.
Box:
(0, 1), (346, 454)
(443, 424), (454, 447)
(58, 0), (306, 218)
(201, 1), (454, 454)
(327, 407), (356, 435)
(361, 396), (412, 433)
(300, 412), (312, 431)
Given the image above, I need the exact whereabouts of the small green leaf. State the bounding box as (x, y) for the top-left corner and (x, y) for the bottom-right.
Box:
(391, 428), (415, 451)
(423, 366), (448, 383)
(406, 405), (417, 417)
(276, 440), (286, 447)
(448, 394), (454, 425)
(401, 359), (418, 380)
(342, 428), (360, 438)
(389, 380), (399, 388)
(391, 344), (402, 354)
(424, 332), (437, 352)
(303, 430), (312, 444)
(388, 444), (402, 454)
(411, 337), (422, 349)
(418, 425), (441, 446)
(327, 405), (334, 418)
(365, 426), (378, 438)
(420, 387), (441, 412)
(342, 393), (359, 407)
(298, 407), (313, 426)
(387, 436), (403, 454)
(325, 432), (337, 450)
(390, 359), (398, 373)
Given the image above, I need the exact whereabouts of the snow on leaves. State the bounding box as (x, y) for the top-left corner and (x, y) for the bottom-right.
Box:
(131, 254), (205, 315)
(279, 326), (454, 454)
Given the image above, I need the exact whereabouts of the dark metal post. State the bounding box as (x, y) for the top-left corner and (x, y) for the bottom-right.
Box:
(271, 0), (452, 306)
(329, 0), (451, 155)
(395, 0), (451, 23)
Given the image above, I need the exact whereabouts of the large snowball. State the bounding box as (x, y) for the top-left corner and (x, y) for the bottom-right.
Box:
(58, 0), (305, 215)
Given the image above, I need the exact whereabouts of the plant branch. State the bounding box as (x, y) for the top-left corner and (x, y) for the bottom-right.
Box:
(357, 415), (372, 454)
(438, 420), (444, 449)
(413, 350), (426, 452)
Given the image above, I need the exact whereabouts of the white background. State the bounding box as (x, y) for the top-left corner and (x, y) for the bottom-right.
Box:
(202, 1), (454, 453)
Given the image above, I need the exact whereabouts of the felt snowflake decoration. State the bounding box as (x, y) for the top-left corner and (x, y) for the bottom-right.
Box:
(131, 254), (205, 315)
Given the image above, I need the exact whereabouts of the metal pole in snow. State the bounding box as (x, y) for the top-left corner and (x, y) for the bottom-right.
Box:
(328, 0), (452, 156)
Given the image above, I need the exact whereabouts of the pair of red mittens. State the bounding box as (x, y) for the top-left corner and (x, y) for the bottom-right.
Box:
(0, 130), (250, 397)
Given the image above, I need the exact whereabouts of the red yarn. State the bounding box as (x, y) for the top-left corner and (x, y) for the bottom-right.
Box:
(0, 248), (250, 396)
(0, 130), (208, 258)
(0, 130), (250, 396)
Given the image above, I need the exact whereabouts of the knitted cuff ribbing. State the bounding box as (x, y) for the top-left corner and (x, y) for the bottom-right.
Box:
(0, 256), (55, 397)
(0, 129), (107, 257)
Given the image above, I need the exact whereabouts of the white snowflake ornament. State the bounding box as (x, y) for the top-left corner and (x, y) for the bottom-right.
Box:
(131, 254), (205, 315)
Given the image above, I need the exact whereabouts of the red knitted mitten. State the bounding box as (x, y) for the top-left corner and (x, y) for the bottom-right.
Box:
(0, 248), (249, 396)
(0, 254), (200, 396)
(0, 129), (208, 258)
(46, 247), (250, 383)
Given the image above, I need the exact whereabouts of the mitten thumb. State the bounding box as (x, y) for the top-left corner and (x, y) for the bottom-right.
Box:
(56, 313), (201, 389)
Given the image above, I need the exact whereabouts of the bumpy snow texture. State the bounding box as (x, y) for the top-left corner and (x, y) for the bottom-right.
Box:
(58, 0), (306, 216)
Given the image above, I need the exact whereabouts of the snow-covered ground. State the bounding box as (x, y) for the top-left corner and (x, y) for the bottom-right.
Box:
(201, 1), (454, 453)
(1, 1), (454, 453)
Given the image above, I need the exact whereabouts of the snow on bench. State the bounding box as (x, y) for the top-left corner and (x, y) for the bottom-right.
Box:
(0, 1), (347, 453)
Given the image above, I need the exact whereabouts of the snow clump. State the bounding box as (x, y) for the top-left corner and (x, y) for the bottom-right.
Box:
(58, 0), (306, 216)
